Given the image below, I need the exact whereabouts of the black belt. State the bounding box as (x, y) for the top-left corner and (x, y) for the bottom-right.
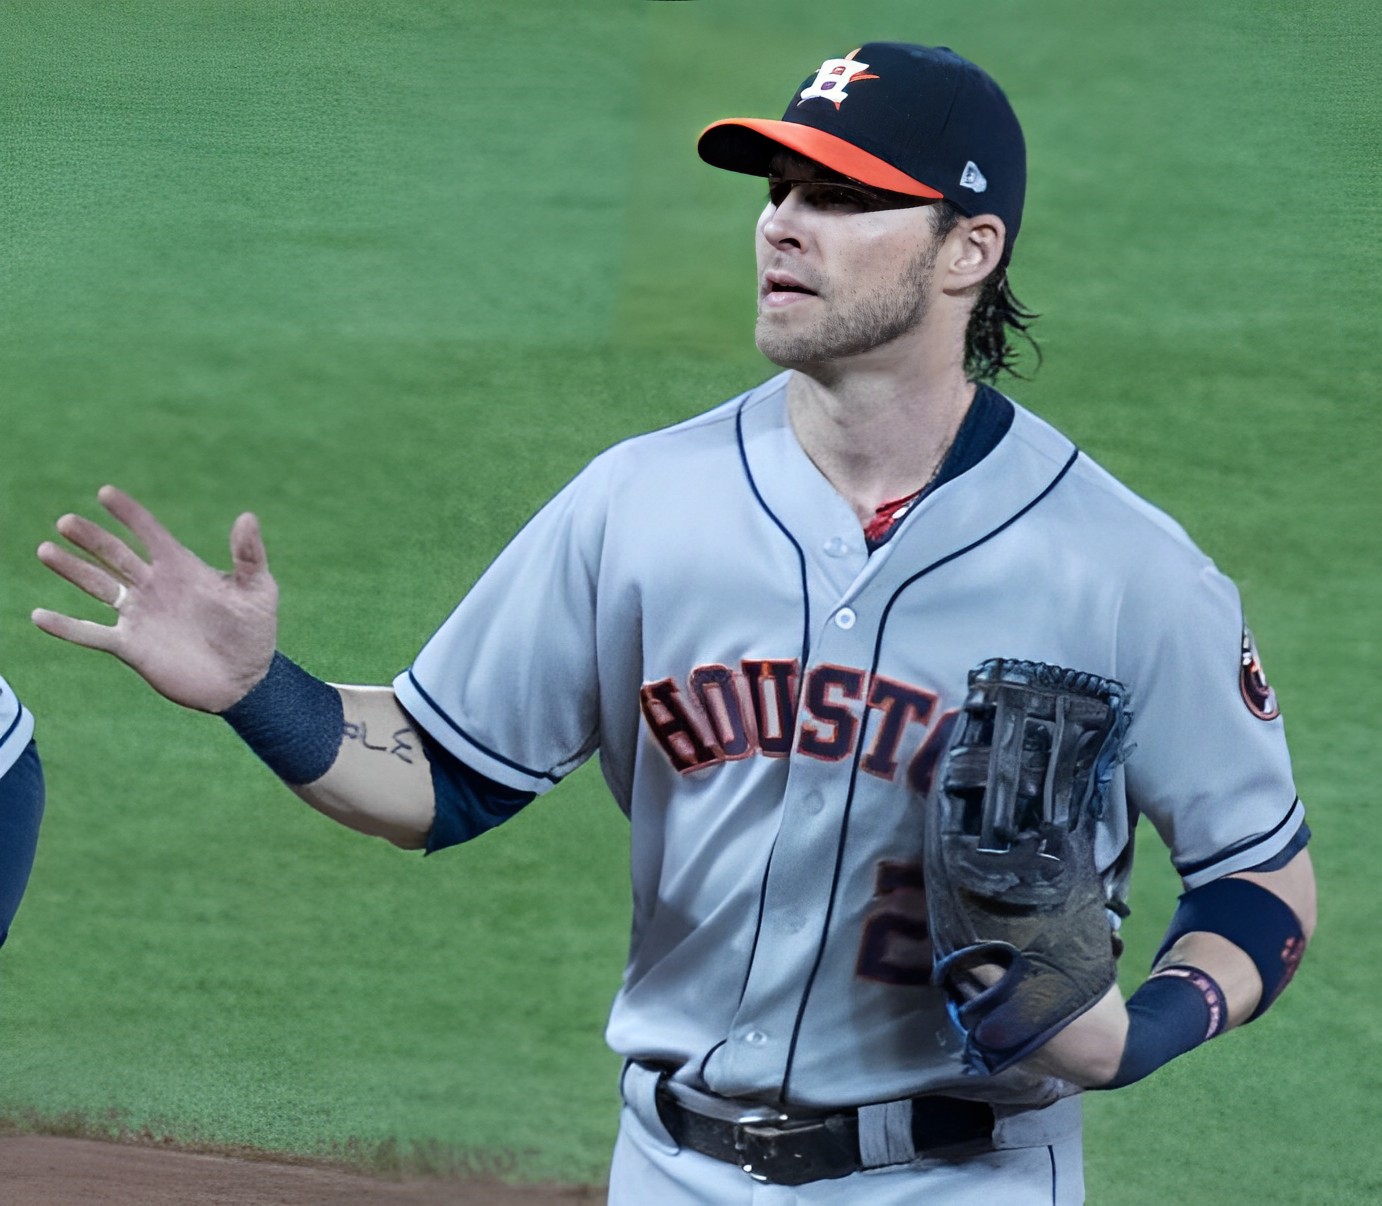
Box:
(654, 1080), (995, 1187)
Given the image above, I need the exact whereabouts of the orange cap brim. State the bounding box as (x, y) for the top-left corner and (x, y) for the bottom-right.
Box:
(698, 118), (944, 199)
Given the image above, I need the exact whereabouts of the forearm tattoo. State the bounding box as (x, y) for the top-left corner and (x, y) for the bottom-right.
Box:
(343, 719), (417, 764)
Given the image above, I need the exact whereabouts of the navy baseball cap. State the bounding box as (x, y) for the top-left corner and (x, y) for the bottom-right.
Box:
(698, 43), (1026, 261)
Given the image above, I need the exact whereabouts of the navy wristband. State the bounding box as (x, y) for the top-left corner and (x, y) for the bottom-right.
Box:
(1104, 965), (1227, 1089)
(220, 652), (344, 786)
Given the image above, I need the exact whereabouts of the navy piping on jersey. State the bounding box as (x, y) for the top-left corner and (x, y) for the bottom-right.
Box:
(1243, 822), (1310, 872)
(1047, 1144), (1058, 1202)
(0, 706), (23, 750)
(733, 395), (814, 1020)
(735, 397), (813, 676)
(1175, 800), (1305, 877)
(780, 446), (1081, 1097)
(403, 669), (560, 784)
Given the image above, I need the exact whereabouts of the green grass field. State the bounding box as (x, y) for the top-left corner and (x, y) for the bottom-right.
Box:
(1, 0), (1377, 1198)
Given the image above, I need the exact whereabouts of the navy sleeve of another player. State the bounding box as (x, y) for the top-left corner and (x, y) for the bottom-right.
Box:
(413, 722), (536, 854)
(0, 742), (45, 948)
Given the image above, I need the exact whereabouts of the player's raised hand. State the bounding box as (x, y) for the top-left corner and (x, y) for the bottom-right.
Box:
(33, 486), (279, 713)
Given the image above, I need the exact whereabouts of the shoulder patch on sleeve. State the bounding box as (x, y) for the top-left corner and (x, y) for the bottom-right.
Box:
(1239, 625), (1280, 721)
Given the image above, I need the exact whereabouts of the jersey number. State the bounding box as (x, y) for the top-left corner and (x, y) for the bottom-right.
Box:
(855, 861), (931, 986)
(853, 711), (958, 986)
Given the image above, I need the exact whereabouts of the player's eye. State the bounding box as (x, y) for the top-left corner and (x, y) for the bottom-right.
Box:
(768, 178), (874, 212)
(766, 178), (796, 207)
(809, 183), (874, 211)
(766, 177), (929, 214)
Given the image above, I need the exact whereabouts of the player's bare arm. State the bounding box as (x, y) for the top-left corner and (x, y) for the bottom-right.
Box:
(297, 685), (433, 848)
(33, 486), (435, 848)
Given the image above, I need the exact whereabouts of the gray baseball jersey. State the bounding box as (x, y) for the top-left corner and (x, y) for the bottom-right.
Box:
(394, 371), (1301, 1111)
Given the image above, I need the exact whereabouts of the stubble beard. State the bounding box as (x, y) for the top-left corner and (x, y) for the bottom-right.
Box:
(755, 239), (940, 374)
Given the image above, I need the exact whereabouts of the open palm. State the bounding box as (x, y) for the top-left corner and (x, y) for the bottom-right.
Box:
(34, 486), (279, 713)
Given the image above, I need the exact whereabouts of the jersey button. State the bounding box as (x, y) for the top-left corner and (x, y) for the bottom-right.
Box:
(823, 536), (850, 557)
(803, 791), (824, 815)
(743, 1029), (768, 1046)
(834, 608), (857, 630)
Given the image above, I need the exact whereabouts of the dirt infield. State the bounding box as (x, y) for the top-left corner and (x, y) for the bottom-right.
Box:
(0, 1136), (606, 1205)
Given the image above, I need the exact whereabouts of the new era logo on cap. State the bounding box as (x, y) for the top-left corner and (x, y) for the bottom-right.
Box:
(959, 160), (987, 193)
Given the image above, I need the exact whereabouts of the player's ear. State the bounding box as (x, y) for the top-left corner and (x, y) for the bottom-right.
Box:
(942, 214), (1005, 294)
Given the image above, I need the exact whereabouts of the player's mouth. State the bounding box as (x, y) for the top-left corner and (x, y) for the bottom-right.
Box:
(761, 271), (818, 308)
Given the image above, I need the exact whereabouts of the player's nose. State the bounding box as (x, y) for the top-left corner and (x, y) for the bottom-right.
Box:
(759, 194), (808, 251)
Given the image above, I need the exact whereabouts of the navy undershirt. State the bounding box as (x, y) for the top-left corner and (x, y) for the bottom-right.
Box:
(865, 382), (1015, 553)
(417, 723), (536, 853)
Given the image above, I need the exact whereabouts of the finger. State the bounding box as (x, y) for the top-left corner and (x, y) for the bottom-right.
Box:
(229, 512), (269, 585)
(98, 484), (178, 557)
(36, 541), (125, 606)
(31, 608), (120, 653)
(53, 513), (149, 583)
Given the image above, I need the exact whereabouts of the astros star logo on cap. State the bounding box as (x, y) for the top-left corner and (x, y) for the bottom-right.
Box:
(797, 50), (879, 110)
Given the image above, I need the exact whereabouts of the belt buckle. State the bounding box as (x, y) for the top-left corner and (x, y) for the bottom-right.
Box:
(659, 1078), (853, 1186)
(734, 1116), (823, 1185)
(660, 1081), (791, 1180)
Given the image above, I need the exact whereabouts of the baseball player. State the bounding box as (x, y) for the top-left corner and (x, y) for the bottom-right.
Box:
(35, 43), (1315, 1204)
(1, 676), (43, 951)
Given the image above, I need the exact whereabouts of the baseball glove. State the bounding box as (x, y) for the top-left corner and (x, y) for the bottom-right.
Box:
(924, 658), (1132, 1075)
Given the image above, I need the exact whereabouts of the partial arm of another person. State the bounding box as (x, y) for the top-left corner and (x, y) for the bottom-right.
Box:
(33, 486), (436, 848)
(0, 738), (45, 949)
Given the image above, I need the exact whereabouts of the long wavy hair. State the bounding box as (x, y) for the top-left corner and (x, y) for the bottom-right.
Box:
(932, 202), (1041, 382)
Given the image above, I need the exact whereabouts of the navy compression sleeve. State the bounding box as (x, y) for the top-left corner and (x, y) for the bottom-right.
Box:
(1103, 965), (1228, 1088)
